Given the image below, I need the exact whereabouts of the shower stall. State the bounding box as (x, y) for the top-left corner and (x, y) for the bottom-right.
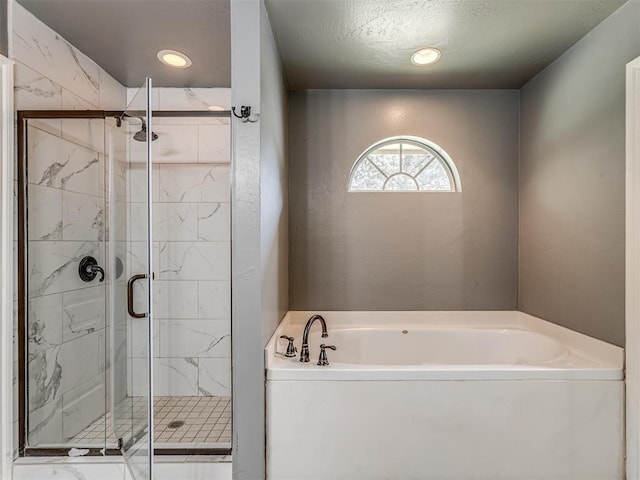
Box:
(17, 80), (231, 476)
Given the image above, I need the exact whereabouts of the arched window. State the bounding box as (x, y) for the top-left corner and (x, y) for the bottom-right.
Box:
(348, 136), (461, 192)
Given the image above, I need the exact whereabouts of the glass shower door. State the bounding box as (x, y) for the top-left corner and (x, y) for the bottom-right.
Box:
(109, 78), (154, 480)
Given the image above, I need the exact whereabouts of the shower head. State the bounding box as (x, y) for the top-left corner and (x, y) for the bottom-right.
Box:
(133, 120), (158, 142)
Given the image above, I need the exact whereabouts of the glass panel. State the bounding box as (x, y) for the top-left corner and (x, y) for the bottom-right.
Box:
(24, 116), (112, 449)
(402, 145), (435, 176)
(384, 173), (419, 191)
(349, 139), (459, 192)
(110, 78), (153, 480)
(416, 159), (452, 191)
(349, 159), (386, 191)
(367, 143), (401, 177)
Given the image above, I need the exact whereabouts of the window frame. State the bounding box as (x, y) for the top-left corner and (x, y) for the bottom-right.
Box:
(347, 135), (462, 193)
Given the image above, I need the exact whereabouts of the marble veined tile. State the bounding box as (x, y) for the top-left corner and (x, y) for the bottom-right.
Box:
(100, 70), (126, 110)
(154, 116), (230, 126)
(158, 164), (229, 203)
(127, 164), (159, 203)
(126, 86), (159, 109)
(27, 184), (63, 241)
(198, 125), (230, 164)
(59, 330), (102, 395)
(27, 117), (64, 138)
(108, 156), (128, 207)
(28, 241), (102, 297)
(28, 397), (63, 445)
(154, 203), (198, 242)
(198, 358), (231, 397)
(62, 191), (104, 241)
(28, 346), (62, 412)
(27, 127), (102, 196)
(159, 319), (230, 358)
(159, 242), (230, 281)
(152, 462), (232, 480)
(125, 241), (160, 280)
(13, 462), (126, 480)
(133, 358), (199, 396)
(13, 3), (100, 106)
(197, 203), (230, 242)
(127, 202), (149, 243)
(154, 280), (198, 319)
(61, 118), (106, 154)
(153, 125), (198, 163)
(62, 287), (105, 343)
(127, 317), (159, 358)
(14, 60), (62, 110)
(197, 281), (230, 319)
(157, 88), (231, 111)
(28, 294), (63, 353)
(62, 374), (106, 441)
(62, 88), (97, 110)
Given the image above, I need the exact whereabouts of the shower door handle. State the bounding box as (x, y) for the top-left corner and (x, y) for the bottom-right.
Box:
(127, 274), (148, 319)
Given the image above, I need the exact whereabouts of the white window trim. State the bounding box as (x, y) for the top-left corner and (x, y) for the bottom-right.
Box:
(347, 135), (462, 193)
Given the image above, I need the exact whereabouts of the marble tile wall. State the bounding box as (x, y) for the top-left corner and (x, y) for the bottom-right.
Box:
(11, 1), (231, 452)
(126, 88), (232, 398)
(12, 2), (127, 450)
(25, 125), (108, 446)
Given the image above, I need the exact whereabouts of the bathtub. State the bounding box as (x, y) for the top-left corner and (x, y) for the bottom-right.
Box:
(265, 311), (624, 480)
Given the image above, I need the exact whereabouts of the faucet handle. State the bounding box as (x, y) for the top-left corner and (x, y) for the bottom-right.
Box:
(317, 344), (336, 366)
(279, 335), (297, 357)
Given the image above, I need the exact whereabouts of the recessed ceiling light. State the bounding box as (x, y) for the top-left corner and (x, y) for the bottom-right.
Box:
(208, 105), (225, 111)
(157, 49), (192, 68)
(411, 48), (441, 66)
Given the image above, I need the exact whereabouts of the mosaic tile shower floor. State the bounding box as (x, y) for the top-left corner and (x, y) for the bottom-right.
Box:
(71, 396), (231, 449)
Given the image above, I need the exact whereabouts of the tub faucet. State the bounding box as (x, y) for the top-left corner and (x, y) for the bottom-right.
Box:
(300, 314), (328, 362)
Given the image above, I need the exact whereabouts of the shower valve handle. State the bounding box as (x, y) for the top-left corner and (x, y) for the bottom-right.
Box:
(79, 256), (104, 282)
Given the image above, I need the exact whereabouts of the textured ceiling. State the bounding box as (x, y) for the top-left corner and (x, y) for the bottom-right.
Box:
(264, 0), (628, 89)
(16, 0), (230, 88)
(16, 0), (628, 90)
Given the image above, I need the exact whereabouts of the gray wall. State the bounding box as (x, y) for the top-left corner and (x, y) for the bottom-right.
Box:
(231, 0), (288, 479)
(519, 0), (640, 347)
(289, 89), (519, 311)
(260, 0), (288, 347)
(0, 0), (6, 57)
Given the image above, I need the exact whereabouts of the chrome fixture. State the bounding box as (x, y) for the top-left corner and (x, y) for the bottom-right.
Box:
(78, 256), (104, 282)
(317, 344), (336, 366)
(279, 335), (297, 357)
(300, 314), (328, 362)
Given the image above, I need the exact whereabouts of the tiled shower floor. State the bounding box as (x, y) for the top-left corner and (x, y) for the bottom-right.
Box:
(71, 396), (231, 449)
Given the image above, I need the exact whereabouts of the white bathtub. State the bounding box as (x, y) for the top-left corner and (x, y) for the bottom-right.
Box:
(265, 311), (624, 480)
